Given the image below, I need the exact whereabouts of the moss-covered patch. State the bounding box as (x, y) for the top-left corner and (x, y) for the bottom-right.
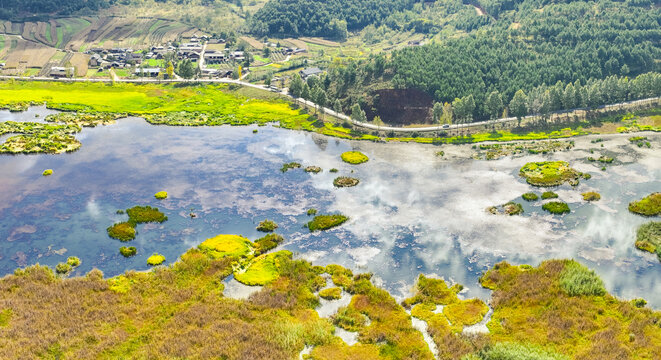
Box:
(522, 192), (538, 201)
(234, 251), (292, 286)
(341, 151), (369, 164)
(55, 263), (71, 274)
(307, 208), (318, 216)
(541, 191), (558, 199)
(42, 169), (53, 176)
(147, 253), (166, 266)
(559, 261), (606, 297)
(256, 219), (278, 232)
(581, 191), (601, 201)
(0, 121), (81, 154)
(629, 192), (661, 216)
(332, 305), (367, 331)
(126, 205), (167, 224)
(333, 176), (360, 188)
(634, 221), (661, 260)
(198, 234), (254, 259)
(0, 308), (12, 327)
(443, 298), (489, 331)
(542, 201), (570, 215)
(307, 214), (348, 231)
(470, 342), (570, 360)
(488, 202), (524, 216)
(304, 166), (322, 173)
(280, 162), (301, 172)
(119, 246), (137, 257)
(519, 161), (581, 186)
(154, 191), (168, 200)
(474, 140), (574, 160)
(319, 287), (342, 300)
(66, 256), (80, 267)
(107, 222), (136, 241)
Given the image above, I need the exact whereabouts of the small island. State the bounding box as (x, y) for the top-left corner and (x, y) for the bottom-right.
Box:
(107, 222), (137, 241)
(256, 219), (278, 232)
(304, 166), (322, 173)
(629, 193), (661, 216)
(307, 214), (349, 231)
(519, 161), (582, 186)
(119, 246), (137, 257)
(487, 202), (524, 216)
(634, 221), (661, 261)
(341, 151), (369, 164)
(154, 191), (168, 200)
(582, 191), (601, 201)
(541, 191), (559, 199)
(280, 162), (301, 172)
(542, 201), (571, 215)
(522, 192), (538, 201)
(333, 176), (360, 188)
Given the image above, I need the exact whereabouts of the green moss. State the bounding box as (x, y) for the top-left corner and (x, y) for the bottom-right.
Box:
(332, 306), (367, 331)
(402, 274), (462, 308)
(488, 202), (524, 216)
(254, 233), (284, 255)
(307, 208), (318, 216)
(581, 192), (601, 201)
(147, 253), (166, 266)
(628, 193), (661, 216)
(307, 214), (348, 231)
(256, 219), (278, 232)
(42, 169), (53, 176)
(280, 162), (301, 172)
(55, 263), (71, 274)
(522, 192), (538, 201)
(542, 201), (570, 215)
(329, 168), (339, 173)
(107, 222), (136, 241)
(341, 151), (369, 164)
(598, 156), (614, 163)
(333, 176), (360, 188)
(66, 256), (80, 267)
(475, 342), (570, 360)
(198, 234), (253, 259)
(443, 298), (489, 329)
(541, 191), (559, 200)
(126, 205), (167, 224)
(319, 287), (342, 300)
(234, 251), (292, 286)
(119, 246), (137, 258)
(304, 166), (322, 173)
(154, 191), (168, 200)
(634, 222), (661, 260)
(519, 161), (581, 186)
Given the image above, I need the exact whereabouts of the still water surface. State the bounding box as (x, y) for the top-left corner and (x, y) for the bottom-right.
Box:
(1, 107), (660, 306)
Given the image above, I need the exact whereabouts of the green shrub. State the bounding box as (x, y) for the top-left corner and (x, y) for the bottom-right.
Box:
(307, 214), (348, 231)
(107, 222), (136, 241)
(340, 151), (369, 164)
(541, 191), (558, 199)
(55, 263), (71, 274)
(254, 234), (284, 255)
(147, 253), (166, 266)
(519, 161), (581, 186)
(119, 246), (137, 257)
(628, 193), (661, 216)
(256, 219), (278, 232)
(329, 168), (339, 173)
(634, 221), (661, 257)
(307, 208), (318, 216)
(522, 192), (538, 201)
(66, 257), (80, 267)
(559, 261), (606, 297)
(542, 201), (570, 215)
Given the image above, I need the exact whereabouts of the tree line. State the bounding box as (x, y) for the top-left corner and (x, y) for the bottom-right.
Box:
(0, 0), (113, 20)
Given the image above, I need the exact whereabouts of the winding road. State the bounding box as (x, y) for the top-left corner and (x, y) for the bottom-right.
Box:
(0, 75), (658, 133)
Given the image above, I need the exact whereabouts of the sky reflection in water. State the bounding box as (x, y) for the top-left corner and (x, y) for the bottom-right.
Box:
(1, 108), (660, 306)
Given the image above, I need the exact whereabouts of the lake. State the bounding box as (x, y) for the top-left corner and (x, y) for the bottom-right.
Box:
(1, 107), (660, 307)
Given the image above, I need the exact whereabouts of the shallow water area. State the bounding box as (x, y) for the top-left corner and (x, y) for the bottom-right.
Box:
(1, 107), (660, 307)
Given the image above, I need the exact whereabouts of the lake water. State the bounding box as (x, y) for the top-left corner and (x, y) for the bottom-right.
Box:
(2, 107), (660, 307)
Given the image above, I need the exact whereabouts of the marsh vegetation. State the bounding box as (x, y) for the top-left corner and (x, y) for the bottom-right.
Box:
(519, 161), (582, 187)
(629, 193), (661, 216)
(306, 214), (349, 232)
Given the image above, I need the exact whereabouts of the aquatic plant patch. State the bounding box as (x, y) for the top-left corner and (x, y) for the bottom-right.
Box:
(154, 191), (168, 200)
(307, 208), (318, 216)
(234, 251), (292, 286)
(541, 191), (558, 200)
(333, 176), (360, 188)
(559, 261), (606, 297)
(634, 221), (661, 260)
(254, 234), (284, 255)
(147, 253), (166, 266)
(45, 112), (123, 127)
(341, 151), (369, 164)
(107, 222), (136, 241)
(319, 287), (342, 300)
(119, 246), (137, 257)
(522, 192), (538, 201)
(519, 161), (582, 187)
(304, 166), (322, 173)
(487, 202), (524, 216)
(307, 214), (348, 231)
(629, 193), (661, 216)
(256, 219), (278, 232)
(473, 140), (574, 160)
(542, 201), (570, 215)
(42, 169), (53, 176)
(581, 192), (601, 201)
(126, 205), (167, 224)
(280, 162), (301, 172)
